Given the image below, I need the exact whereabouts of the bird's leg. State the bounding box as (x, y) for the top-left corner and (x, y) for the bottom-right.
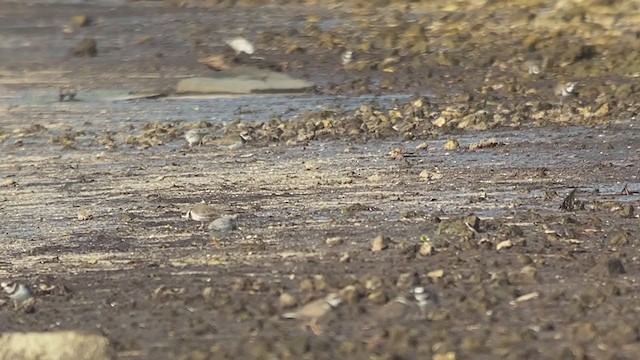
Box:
(305, 318), (322, 336)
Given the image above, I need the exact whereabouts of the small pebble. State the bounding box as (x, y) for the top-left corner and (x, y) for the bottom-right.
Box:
(77, 209), (93, 221)
(371, 235), (390, 252)
(496, 239), (513, 251)
(325, 236), (343, 246)
(443, 139), (460, 150)
(396, 272), (419, 289)
(279, 292), (297, 308)
(419, 242), (434, 256)
(367, 290), (387, 304)
(427, 269), (444, 280)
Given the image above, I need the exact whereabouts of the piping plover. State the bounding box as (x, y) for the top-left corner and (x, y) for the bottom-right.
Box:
(523, 60), (541, 75)
(412, 286), (437, 313)
(282, 293), (342, 320)
(59, 87), (77, 102)
(184, 128), (208, 147)
(521, 55), (546, 75)
(374, 295), (413, 321)
(555, 81), (578, 97)
(281, 293), (342, 335)
(212, 130), (252, 150)
(224, 37), (254, 55)
(341, 49), (354, 66)
(184, 203), (231, 228)
(1, 281), (33, 308)
(207, 214), (238, 238)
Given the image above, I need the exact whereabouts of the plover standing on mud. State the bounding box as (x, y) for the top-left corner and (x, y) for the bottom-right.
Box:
(184, 203), (231, 229)
(282, 292), (343, 334)
(521, 55), (546, 76)
(212, 131), (252, 150)
(185, 128), (208, 147)
(59, 87), (77, 102)
(413, 286), (437, 314)
(1, 281), (33, 308)
(523, 60), (541, 75)
(208, 215), (238, 238)
(341, 49), (354, 66)
(555, 81), (578, 97)
(282, 293), (343, 320)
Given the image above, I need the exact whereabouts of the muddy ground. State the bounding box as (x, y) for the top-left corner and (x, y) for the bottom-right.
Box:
(1, 0), (639, 359)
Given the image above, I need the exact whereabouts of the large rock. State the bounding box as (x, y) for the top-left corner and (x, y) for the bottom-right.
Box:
(0, 331), (115, 360)
(176, 66), (313, 94)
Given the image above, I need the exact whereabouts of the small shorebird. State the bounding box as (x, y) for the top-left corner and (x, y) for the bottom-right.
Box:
(1, 281), (33, 308)
(282, 292), (343, 335)
(59, 87), (77, 102)
(522, 60), (542, 75)
(184, 203), (231, 229)
(184, 128), (208, 147)
(555, 81), (578, 97)
(282, 293), (342, 320)
(521, 55), (547, 76)
(341, 49), (354, 66)
(413, 286), (437, 314)
(211, 132), (251, 150)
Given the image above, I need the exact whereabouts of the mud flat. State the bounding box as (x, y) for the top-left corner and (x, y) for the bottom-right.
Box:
(0, 1), (639, 359)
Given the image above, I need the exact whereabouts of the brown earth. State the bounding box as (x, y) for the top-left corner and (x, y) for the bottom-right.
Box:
(0, 0), (639, 359)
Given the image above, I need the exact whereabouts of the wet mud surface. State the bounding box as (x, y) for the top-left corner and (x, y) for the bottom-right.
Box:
(1, 0), (640, 359)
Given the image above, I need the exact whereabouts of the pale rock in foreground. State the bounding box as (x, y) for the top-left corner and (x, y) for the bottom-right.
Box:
(0, 331), (115, 360)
